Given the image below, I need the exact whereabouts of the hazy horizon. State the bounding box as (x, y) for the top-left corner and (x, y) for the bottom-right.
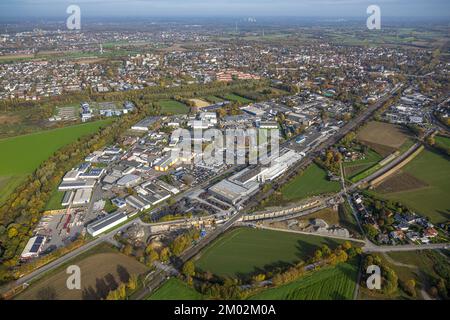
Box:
(1, 0), (449, 20)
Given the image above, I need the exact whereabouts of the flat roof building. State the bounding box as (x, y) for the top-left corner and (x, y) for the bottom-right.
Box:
(58, 179), (96, 191)
(72, 189), (92, 206)
(20, 235), (46, 260)
(117, 174), (142, 187)
(87, 211), (128, 237)
(209, 179), (259, 205)
(131, 116), (160, 131)
(61, 191), (74, 207)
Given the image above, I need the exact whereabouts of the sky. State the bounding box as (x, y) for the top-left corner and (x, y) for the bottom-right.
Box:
(1, 0), (449, 19)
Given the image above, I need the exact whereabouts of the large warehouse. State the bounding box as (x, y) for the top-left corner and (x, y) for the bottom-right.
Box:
(208, 178), (259, 205)
(87, 211), (128, 237)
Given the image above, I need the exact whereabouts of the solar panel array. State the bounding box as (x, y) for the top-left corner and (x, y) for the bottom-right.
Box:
(30, 235), (44, 253)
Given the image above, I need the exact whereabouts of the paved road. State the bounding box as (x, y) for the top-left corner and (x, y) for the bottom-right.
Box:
(363, 242), (449, 253)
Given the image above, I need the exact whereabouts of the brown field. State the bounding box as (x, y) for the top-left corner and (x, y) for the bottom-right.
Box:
(16, 252), (148, 300)
(298, 208), (340, 226)
(357, 121), (411, 156)
(0, 115), (21, 125)
(0, 53), (33, 60)
(375, 171), (428, 194)
(189, 99), (211, 108)
(74, 58), (107, 64)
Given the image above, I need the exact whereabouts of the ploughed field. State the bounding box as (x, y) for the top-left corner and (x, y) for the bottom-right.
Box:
(356, 121), (412, 157)
(16, 244), (148, 300)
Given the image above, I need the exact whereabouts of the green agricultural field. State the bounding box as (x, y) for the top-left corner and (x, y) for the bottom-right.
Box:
(376, 149), (450, 224)
(281, 163), (341, 202)
(195, 228), (342, 277)
(343, 149), (383, 179)
(147, 278), (203, 300)
(158, 99), (189, 114)
(435, 135), (450, 149)
(249, 260), (358, 300)
(44, 190), (65, 211)
(221, 93), (252, 104)
(0, 119), (113, 205)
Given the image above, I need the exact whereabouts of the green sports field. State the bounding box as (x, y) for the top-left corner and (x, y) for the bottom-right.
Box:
(147, 278), (203, 300)
(204, 95), (224, 103)
(376, 149), (450, 223)
(221, 93), (252, 104)
(249, 260), (358, 300)
(0, 119), (113, 205)
(195, 228), (342, 277)
(281, 163), (341, 201)
(158, 99), (189, 114)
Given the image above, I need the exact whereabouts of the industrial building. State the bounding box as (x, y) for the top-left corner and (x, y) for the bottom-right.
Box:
(126, 195), (152, 211)
(58, 180), (96, 191)
(72, 189), (93, 206)
(154, 155), (178, 172)
(117, 174), (142, 187)
(87, 211), (128, 237)
(209, 177), (259, 205)
(61, 191), (74, 207)
(131, 116), (160, 131)
(20, 235), (46, 260)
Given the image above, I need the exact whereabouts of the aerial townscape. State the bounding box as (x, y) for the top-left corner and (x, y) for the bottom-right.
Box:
(0, 0), (449, 307)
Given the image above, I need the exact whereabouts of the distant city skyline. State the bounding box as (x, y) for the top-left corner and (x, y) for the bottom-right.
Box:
(1, 0), (449, 19)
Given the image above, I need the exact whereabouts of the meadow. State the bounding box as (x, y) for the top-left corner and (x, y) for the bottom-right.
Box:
(249, 260), (358, 300)
(195, 228), (341, 277)
(375, 149), (450, 223)
(147, 278), (203, 300)
(281, 163), (341, 201)
(0, 119), (113, 205)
